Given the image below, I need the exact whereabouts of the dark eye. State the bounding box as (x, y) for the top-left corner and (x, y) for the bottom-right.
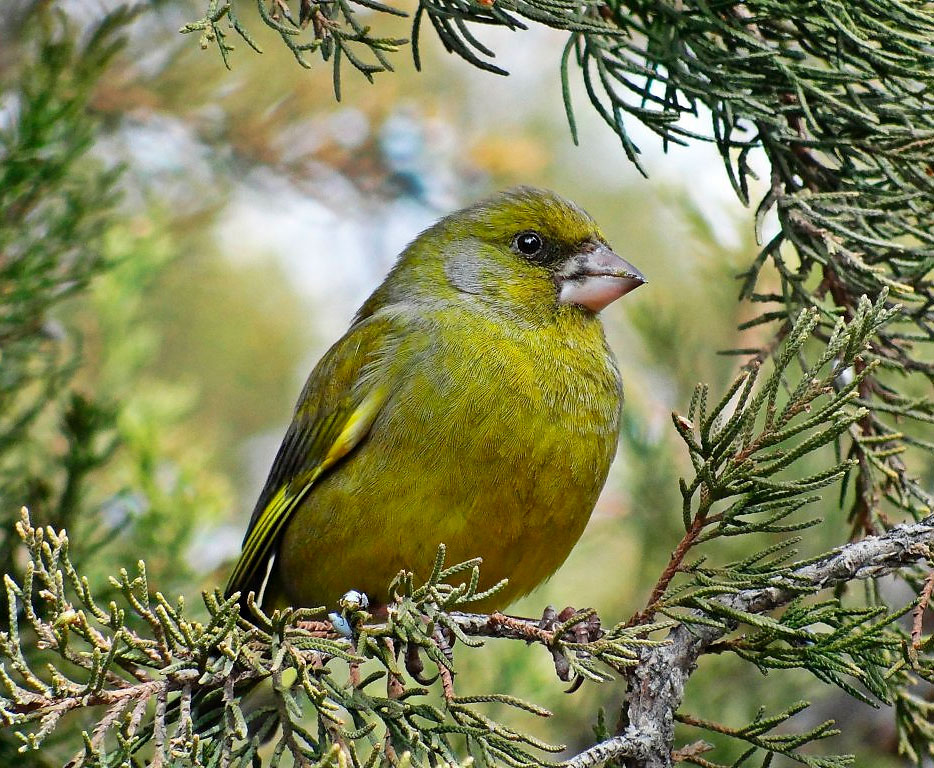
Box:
(514, 231), (544, 257)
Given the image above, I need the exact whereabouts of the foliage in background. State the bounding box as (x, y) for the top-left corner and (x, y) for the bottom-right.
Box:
(0, 7), (125, 556)
(3, 0), (934, 767)
(0, 12), (131, 762)
(0, 12), (238, 765)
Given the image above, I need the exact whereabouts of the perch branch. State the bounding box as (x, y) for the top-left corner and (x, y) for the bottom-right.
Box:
(585, 515), (934, 768)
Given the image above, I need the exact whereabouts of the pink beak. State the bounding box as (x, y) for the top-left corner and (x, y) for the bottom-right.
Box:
(557, 242), (645, 312)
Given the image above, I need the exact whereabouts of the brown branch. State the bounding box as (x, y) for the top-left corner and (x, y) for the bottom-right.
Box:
(601, 515), (934, 768)
(912, 567), (934, 652)
(670, 740), (713, 763)
(489, 611), (555, 643)
(438, 663), (455, 702)
(627, 510), (709, 627)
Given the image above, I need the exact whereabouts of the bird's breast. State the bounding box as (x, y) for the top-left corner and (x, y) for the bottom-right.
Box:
(371, 309), (622, 598)
(278, 306), (623, 610)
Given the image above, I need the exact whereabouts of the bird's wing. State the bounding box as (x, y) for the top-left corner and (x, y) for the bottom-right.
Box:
(224, 313), (398, 603)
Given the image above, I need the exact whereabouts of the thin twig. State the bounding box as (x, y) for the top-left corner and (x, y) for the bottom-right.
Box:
(911, 567), (934, 651)
(628, 510), (708, 627)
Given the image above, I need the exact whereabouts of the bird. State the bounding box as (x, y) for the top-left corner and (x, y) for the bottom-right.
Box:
(225, 186), (645, 615)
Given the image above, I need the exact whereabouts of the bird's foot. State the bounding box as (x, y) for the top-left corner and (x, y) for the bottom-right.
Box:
(325, 589), (373, 637)
(403, 641), (439, 686)
(296, 619), (337, 636)
(539, 605), (603, 643)
(538, 605), (603, 692)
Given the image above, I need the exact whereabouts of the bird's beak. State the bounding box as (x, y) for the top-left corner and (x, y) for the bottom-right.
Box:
(556, 242), (646, 312)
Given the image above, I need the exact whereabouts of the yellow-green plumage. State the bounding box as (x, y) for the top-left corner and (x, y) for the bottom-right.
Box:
(226, 187), (643, 612)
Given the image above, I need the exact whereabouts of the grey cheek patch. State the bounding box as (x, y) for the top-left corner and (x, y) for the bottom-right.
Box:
(444, 247), (487, 296)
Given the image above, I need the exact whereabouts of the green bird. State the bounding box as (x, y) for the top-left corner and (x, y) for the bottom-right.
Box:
(225, 186), (645, 613)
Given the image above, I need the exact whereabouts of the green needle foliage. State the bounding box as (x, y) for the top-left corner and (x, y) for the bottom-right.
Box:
(0, 10), (231, 764)
(7, 1), (934, 766)
(671, 294), (895, 563)
(676, 703), (848, 768)
(0, 7), (128, 543)
(0, 512), (669, 767)
(0, 11), (132, 765)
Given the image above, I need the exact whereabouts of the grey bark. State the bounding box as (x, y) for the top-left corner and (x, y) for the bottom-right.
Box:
(565, 516), (934, 768)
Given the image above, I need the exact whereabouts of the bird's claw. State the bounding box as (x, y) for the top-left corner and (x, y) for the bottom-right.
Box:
(538, 604), (602, 691)
(540, 604), (603, 642)
(338, 589), (369, 612)
(327, 589), (372, 637)
(404, 642), (439, 686)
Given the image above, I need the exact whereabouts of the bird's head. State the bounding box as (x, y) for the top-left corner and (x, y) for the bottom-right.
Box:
(359, 187), (645, 322)
(442, 186), (644, 315)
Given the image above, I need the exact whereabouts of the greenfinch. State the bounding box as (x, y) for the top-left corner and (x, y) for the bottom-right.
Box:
(225, 187), (645, 613)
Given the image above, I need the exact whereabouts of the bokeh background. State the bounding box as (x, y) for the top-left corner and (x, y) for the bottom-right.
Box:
(1, 0), (906, 763)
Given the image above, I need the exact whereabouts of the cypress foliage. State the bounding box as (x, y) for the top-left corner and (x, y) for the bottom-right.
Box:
(4, 1), (934, 766)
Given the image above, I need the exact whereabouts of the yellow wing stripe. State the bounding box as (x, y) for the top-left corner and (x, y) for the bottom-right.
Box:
(323, 388), (385, 465)
(226, 483), (312, 596)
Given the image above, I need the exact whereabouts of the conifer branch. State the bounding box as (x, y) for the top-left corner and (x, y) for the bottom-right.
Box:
(7, 506), (933, 766)
(618, 515), (934, 768)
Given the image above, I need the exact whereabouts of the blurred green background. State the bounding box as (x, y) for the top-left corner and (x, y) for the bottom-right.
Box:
(0, 1), (906, 764)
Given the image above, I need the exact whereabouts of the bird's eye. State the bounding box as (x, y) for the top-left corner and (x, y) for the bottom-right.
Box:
(514, 231), (544, 257)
